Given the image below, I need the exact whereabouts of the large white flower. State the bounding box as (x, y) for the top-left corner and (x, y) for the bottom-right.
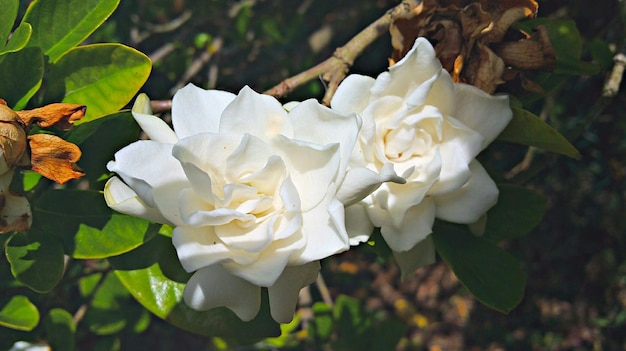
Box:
(105, 84), (401, 322)
(331, 38), (512, 272)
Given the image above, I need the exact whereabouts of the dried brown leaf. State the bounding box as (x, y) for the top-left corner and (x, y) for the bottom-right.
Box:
(28, 134), (84, 184)
(17, 103), (86, 130)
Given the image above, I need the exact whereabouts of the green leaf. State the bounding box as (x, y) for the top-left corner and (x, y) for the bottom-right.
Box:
(0, 0), (18, 47)
(23, 0), (120, 63)
(82, 273), (146, 335)
(44, 44), (151, 121)
(34, 189), (112, 255)
(0, 23), (32, 57)
(110, 234), (280, 338)
(433, 224), (526, 314)
(309, 302), (333, 341)
(483, 184), (547, 242)
(22, 170), (42, 192)
(65, 111), (140, 183)
(44, 308), (76, 351)
(0, 295), (39, 331)
(497, 107), (579, 158)
(5, 230), (65, 293)
(71, 214), (159, 259)
(0, 46), (44, 109)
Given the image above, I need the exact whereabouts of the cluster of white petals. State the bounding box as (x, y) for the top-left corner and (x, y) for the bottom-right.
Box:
(105, 37), (512, 323)
(331, 38), (513, 273)
(105, 85), (401, 322)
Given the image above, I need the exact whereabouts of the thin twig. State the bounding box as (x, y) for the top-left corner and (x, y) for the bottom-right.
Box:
(602, 52), (626, 97)
(264, 0), (423, 105)
(131, 10), (193, 45)
(169, 37), (224, 96)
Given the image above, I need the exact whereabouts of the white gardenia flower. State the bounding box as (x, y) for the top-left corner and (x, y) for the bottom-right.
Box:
(331, 38), (513, 272)
(105, 84), (401, 323)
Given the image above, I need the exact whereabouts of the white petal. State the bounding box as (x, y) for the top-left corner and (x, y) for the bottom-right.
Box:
(336, 163), (405, 207)
(289, 99), (361, 180)
(293, 188), (350, 263)
(172, 132), (242, 188)
(131, 93), (178, 143)
(172, 83), (235, 138)
(427, 117), (483, 195)
(268, 262), (320, 323)
(272, 135), (340, 211)
(173, 226), (235, 272)
(392, 235), (435, 280)
(372, 38), (442, 100)
(376, 197), (435, 252)
(344, 203), (374, 245)
(104, 177), (169, 223)
(222, 248), (292, 287)
(331, 74), (376, 114)
(107, 140), (186, 208)
(183, 265), (261, 321)
(453, 84), (513, 149)
(434, 160), (499, 223)
(225, 134), (277, 184)
(219, 86), (292, 140)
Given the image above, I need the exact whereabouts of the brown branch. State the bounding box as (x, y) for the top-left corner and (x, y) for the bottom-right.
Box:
(264, 0), (423, 106)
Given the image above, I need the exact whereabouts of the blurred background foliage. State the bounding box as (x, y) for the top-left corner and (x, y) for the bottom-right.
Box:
(6, 0), (626, 350)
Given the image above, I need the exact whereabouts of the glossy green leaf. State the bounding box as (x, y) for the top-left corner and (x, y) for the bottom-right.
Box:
(65, 111), (140, 183)
(72, 214), (159, 259)
(5, 230), (65, 293)
(0, 23), (32, 57)
(44, 44), (151, 121)
(110, 234), (280, 338)
(0, 0), (18, 47)
(497, 107), (579, 158)
(83, 273), (145, 335)
(310, 302), (333, 341)
(44, 308), (76, 351)
(0, 46), (44, 109)
(483, 184), (548, 242)
(0, 296), (39, 331)
(23, 0), (120, 63)
(34, 189), (112, 255)
(22, 171), (42, 192)
(433, 224), (526, 314)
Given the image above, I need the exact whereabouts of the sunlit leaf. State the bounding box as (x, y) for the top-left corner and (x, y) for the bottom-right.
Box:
(5, 230), (64, 293)
(44, 44), (151, 122)
(23, 0), (120, 63)
(71, 214), (159, 259)
(497, 107), (579, 158)
(0, 295), (39, 331)
(484, 184), (547, 242)
(82, 273), (145, 335)
(110, 234), (280, 339)
(22, 170), (42, 192)
(0, 23), (32, 57)
(0, 0), (18, 48)
(0, 47), (44, 110)
(433, 224), (526, 314)
(44, 308), (76, 351)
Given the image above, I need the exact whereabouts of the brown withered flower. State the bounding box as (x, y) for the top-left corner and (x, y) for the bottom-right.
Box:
(15, 102), (87, 185)
(389, 0), (554, 94)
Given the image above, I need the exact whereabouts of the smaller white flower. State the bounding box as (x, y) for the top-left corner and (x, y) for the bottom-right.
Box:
(331, 38), (512, 273)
